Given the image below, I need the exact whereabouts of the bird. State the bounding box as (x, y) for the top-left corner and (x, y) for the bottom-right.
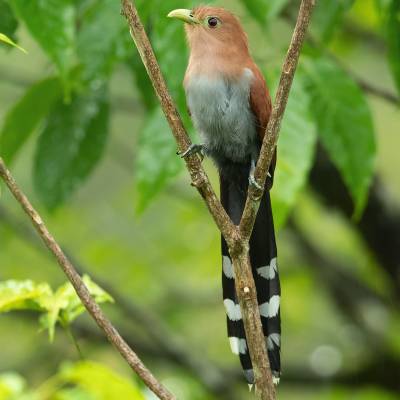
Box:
(168, 6), (281, 385)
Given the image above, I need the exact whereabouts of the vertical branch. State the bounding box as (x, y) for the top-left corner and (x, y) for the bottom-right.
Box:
(231, 248), (276, 399)
(239, 0), (316, 239)
(0, 158), (175, 400)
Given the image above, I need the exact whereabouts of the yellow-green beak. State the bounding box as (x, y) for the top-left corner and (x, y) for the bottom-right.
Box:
(167, 9), (200, 24)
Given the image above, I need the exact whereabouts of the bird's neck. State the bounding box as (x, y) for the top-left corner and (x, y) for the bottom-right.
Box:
(184, 35), (251, 83)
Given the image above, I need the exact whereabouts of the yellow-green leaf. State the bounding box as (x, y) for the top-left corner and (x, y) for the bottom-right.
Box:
(0, 373), (26, 400)
(41, 275), (113, 341)
(59, 361), (145, 400)
(0, 32), (26, 53)
(0, 280), (52, 313)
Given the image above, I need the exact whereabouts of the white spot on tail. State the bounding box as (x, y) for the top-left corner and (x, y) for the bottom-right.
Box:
(273, 376), (280, 385)
(224, 299), (242, 321)
(229, 337), (247, 355)
(259, 295), (280, 318)
(257, 257), (277, 280)
(267, 333), (281, 350)
(222, 256), (234, 279)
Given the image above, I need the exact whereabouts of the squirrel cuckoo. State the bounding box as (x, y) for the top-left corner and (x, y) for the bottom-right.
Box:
(168, 6), (281, 384)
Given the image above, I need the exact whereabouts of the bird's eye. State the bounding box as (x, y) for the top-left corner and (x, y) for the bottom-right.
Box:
(207, 17), (219, 28)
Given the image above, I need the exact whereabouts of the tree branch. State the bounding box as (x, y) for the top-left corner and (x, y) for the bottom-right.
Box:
(239, 0), (315, 238)
(0, 158), (175, 400)
(121, 1), (315, 398)
(280, 7), (400, 106)
(0, 204), (241, 399)
(120, 0), (237, 247)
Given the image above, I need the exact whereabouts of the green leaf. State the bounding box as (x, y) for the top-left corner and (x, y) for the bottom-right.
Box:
(9, 0), (75, 81)
(59, 361), (145, 400)
(40, 275), (113, 341)
(61, 275), (114, 325)
(77, 0), (126, 83)
(0, 280), (52, 313)
(311, 0), (355, 42)
(271, 73), (317, 228)
(132, 0), (226, 212)
(0, 0), (18, 40)
(240, 0), (290, 25)
(152, 13), (190, 118)
(387, 0), (400, 95)
(127, 55), (158, 111)
(0, 77), (61, 164)
(0, 32), (26, 53)
(135, 107), (182, 213)
(33, 86), (109, 210)
(133, 6), (193, 212)
(305, 57), (376, 217)
(0, 277), (112, 341)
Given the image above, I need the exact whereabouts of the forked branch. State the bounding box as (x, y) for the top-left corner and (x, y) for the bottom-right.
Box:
(121, 1), (315, 399)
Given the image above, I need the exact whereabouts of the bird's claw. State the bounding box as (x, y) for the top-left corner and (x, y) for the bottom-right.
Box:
(178, 143), (205, 161)
(248, 174), (263, 191)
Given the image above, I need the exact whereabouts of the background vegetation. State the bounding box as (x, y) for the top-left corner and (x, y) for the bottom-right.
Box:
(1, 0), (399, 399)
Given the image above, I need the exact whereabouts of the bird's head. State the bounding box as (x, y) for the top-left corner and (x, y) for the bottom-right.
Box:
(167, 6), (249, 56)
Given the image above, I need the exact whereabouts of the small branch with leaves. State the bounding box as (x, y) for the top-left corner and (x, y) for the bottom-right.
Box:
(121, 0), (316, 399)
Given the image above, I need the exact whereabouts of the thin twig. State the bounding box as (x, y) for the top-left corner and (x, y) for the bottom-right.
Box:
(239, 0), (316, 240)
(280, 7), (399, 106)
(0, 158), (175, 400)
(0, 203), (239, 399)
(357, 77), (399, 104)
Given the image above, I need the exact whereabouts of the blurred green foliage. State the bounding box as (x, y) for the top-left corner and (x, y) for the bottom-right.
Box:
(0, 361), (145, 400)
(0, 276), (113, 341)
(0, 0), (388, 219)
(0, 0), (399, 399)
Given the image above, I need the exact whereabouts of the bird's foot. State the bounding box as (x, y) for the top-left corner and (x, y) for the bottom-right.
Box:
(249, 157), (263, 191)
(248, 173), (263, 191)
(178, 143), (205, 161)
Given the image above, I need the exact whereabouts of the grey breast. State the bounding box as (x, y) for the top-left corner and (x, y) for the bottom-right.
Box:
(185, 68), (258, 165)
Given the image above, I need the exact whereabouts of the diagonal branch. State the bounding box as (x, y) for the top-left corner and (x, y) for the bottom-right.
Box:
(239, 0), (316, 240)
(0, 158), (175, 400)
(120, 0), (237, 247)
(0, 204), (240, 399)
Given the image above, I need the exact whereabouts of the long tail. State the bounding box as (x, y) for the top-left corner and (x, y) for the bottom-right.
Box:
(220, 170), (281, 384)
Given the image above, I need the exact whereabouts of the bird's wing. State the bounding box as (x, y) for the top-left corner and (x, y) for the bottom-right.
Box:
(249, 64), (276, 187)
(249, 66), (271, 140)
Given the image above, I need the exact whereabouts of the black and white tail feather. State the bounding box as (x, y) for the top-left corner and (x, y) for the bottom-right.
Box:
(220, 167), (281, 385)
